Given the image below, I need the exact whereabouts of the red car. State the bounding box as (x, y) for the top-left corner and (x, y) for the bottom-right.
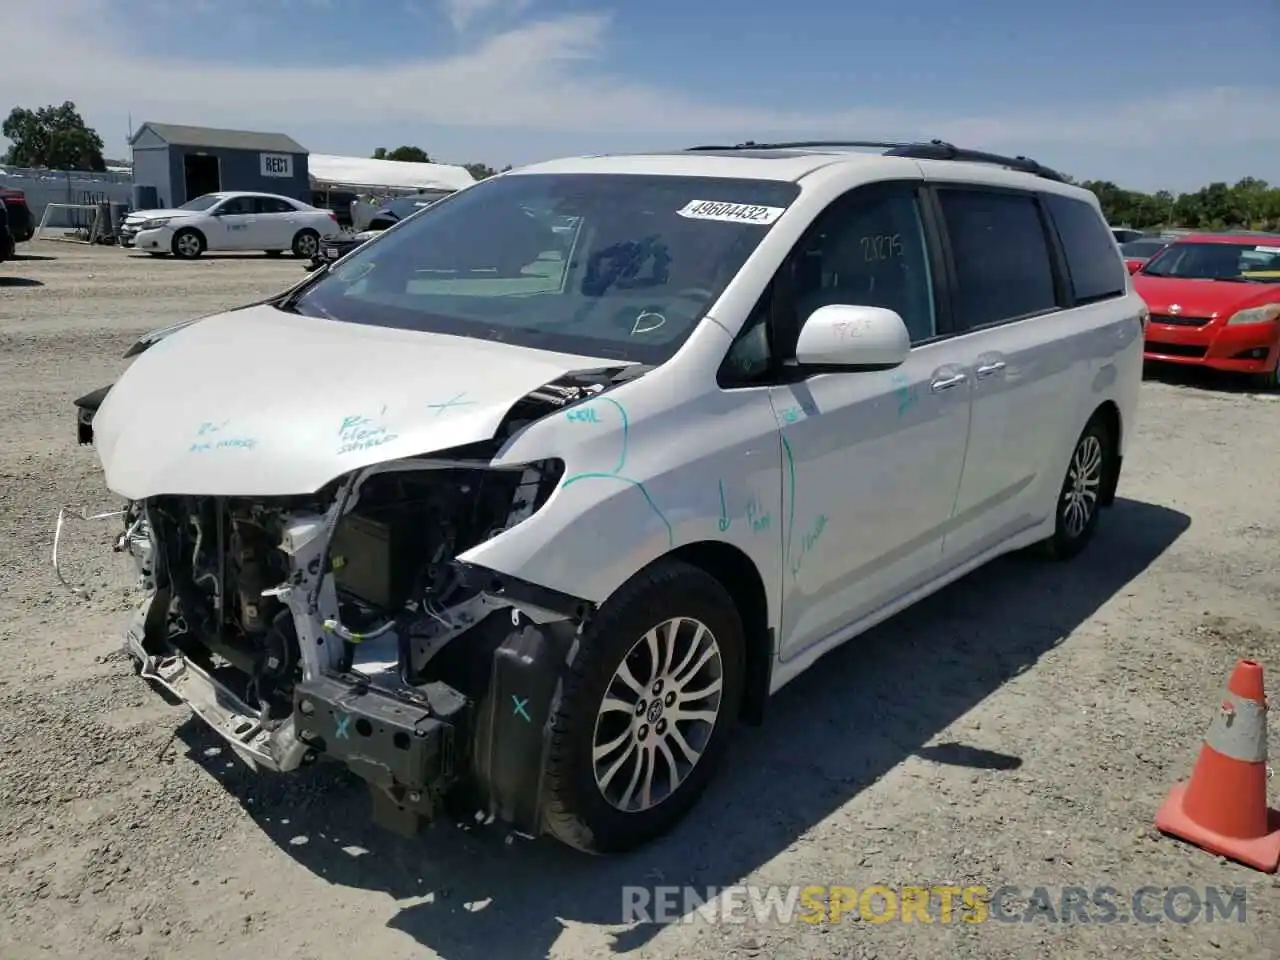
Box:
(1133, 233), (1280, 390)
(0, 188), (34, 242)
(1118, 236), (1171, 274)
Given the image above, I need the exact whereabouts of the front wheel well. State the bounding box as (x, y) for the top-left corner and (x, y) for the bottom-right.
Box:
(1090, 400), (1122, 505)
(663, 541), (771, 726)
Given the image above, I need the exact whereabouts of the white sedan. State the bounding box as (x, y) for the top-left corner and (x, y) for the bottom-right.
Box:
(120, 191), (342, 259)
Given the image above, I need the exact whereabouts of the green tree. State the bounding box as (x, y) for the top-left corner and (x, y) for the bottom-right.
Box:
(371, 145), (432, 163)
(462, 162), (513, 180)
(2, 101), (105, 171)
(1072, 175), (1280, 233)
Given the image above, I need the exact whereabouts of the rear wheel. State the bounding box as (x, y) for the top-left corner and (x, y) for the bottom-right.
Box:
(291, 229), (319, 259)
(543, 560), (745, 854)
(1037, 415), (1114, 560)
(171, 228), (204, 259)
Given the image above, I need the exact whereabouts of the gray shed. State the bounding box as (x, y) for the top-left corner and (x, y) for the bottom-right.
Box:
(129, 122), (311, 210)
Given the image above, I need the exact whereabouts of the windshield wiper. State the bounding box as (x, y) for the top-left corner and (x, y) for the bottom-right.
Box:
(275, 263), (329, 312)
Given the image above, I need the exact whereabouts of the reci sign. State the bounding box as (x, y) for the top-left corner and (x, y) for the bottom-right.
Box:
(260, 153), (293, 178)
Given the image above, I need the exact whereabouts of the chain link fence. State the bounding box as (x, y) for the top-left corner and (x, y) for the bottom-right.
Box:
(0, 165), (133, 228)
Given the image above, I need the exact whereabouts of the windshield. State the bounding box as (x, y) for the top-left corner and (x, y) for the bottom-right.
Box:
(1141, 241), (1280, 281)
(178, 195), (222, 212)
(292, 173), (799, 363)
(1119, 238), (1167, 258)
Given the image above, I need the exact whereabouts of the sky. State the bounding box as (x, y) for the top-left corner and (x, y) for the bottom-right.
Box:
(2, 0), (1277, 192)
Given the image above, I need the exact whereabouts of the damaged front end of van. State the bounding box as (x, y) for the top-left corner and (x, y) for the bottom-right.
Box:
(57, 304), (645, 838)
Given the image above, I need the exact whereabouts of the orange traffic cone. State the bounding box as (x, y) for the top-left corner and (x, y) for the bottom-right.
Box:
(1154, 659), (1280, 873)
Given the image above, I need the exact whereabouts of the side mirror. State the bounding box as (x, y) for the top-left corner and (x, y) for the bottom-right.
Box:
(794, 304), (911, 369)
(1126, 260), (1143, 274)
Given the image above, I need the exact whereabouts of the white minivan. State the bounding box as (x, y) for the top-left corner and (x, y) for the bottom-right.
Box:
(69, 140), (1145, 854)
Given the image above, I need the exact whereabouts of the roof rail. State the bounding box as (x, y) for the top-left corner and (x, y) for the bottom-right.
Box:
(883, 140), (1068, 182)
(684, 138), (1068, 183)
(686, 139), (914, 152)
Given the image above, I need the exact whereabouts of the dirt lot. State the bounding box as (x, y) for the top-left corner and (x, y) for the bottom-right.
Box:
(1, 241), (1278, 960)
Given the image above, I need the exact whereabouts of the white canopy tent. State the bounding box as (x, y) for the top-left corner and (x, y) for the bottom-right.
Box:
(308, 154), (476, 193)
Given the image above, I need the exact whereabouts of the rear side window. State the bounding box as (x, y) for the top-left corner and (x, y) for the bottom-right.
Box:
(255, 196), (295, 214)
(1045, 194), (1126, 303)
(938, 189), (1057, 329)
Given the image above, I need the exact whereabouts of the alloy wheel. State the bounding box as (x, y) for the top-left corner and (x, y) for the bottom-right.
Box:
(1063, 433), (1103, 538)
(591, 616), (725, 813)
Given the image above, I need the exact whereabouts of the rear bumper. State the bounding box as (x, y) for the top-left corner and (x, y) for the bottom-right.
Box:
(1143, 321), (1279, 373)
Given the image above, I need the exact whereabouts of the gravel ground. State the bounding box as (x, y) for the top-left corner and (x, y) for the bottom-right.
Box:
(1, 241), (1278, 960)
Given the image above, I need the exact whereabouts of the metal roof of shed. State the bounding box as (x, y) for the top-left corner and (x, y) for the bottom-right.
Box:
(130, 122), (308, 154)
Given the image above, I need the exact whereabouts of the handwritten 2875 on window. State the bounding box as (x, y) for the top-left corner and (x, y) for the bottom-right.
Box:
(861, 234), (902, 261)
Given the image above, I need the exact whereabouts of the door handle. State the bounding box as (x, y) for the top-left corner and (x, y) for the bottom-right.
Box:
(930, 372), (967, 392)
(975, 360), (1007, 378)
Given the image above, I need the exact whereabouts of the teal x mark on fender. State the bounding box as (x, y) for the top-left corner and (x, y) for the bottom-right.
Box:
(335, 712), (351, 739)
(512, 695), (531, 722)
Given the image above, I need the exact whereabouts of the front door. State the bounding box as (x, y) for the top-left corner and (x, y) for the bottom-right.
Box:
(208, 195), (257, 250)
(765, 182), (973, 663)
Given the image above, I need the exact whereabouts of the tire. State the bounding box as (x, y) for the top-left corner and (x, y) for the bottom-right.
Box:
(291, 229), (320, 259)
(264, 249), (283, 257)
(171, 228), (204, 259)
(1036, 415), (1114, 560)
(543, 559), (746, 854)
(1250, 352), (1280, 392)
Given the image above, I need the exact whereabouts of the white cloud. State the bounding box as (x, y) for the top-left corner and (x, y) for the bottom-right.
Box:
(440, 0), (533, 32)
(3, 0), (1277, 163)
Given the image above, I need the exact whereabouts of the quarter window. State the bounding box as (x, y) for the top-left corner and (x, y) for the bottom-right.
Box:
(1044, 193), (1126, 303)
(939, 189), (1057, 329)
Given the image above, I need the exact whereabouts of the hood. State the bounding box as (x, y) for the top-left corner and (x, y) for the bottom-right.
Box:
(124, 208), (196, 223)
(123, 317), (202, 357)
(1133, 275), (1280, 318)
(91, 304), (626, 499)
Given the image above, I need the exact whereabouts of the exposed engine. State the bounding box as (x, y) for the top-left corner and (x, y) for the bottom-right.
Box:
(141, 458), (562, 722)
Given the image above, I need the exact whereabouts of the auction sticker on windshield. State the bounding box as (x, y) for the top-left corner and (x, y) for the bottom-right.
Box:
(677, 200), (787, 224)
